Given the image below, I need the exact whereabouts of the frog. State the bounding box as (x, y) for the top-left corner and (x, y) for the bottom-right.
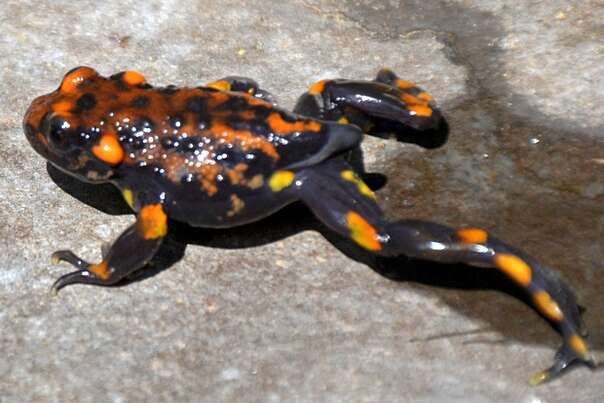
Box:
(23, 66), (596, 384)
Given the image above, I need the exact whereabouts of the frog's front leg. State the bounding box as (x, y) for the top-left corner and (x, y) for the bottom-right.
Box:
(206, 76), (276, 104)
(50, 203), (167, 293)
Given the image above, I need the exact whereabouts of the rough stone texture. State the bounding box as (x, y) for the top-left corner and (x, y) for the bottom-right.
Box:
(1, 0), (603, 402)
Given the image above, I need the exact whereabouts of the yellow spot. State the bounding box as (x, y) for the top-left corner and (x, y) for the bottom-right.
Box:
(417, 91), (433, 102)
(346, 211), (381, 251)
(309, 79), (327, 95)
(122, 189), (134, 209)
(122, 70), (146, 86)
(227, 194), (245, 217)
(60, 67), (97, 93)
(408, 104), (433, 117)
(494, 254), (532, 286)
(337, 116), (349, 124)
(137, 204), (168, 240)
(92, 133), (124, 165)
(247, 174), (264, 189)
(341, 170), (376, 199)
(89, 261), (111, 280)
(533, 291), (563, 322)
(457, 228), (488, 244)
(206, 80), (231, 91)
(395, 79), (416, 89)
(568, 335), (588, 359)
(268, 170), (295, 192)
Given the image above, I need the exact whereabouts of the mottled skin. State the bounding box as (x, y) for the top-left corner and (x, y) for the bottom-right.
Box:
(24, 67), (596, 385)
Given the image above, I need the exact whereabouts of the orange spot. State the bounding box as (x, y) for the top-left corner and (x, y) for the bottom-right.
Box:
(52, 101), (73, 114)
(137, 204), (168, 240)
(206, 80), (231, 91)
(206, 91), (229, 107)
(60, 67), (97, 93)
(122, 70), (146, 86)
(568, 335), (588, 358)
(494, 254), (532, 286)
(395, 79), (416, 89)
(211, 121), (279, 159)
(408, 105), (433, 117)
(308, 79), (328, 95)
(92, 133), (124, 165)
(227, 163), (248, 185)
(417, 91), (433, 102)
(533, 291), (563, 322)
(346, 211), (382, 251)
(89, 261), (111, 280)
(267, 112), (321, 135)
(457, 228), (488, 244)
(198, 164), (220, 196)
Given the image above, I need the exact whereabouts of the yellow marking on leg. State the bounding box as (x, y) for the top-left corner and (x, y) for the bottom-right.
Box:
(122, 189), (134, 209)
(340, 170), (376, 199)
(494, 254), (532, 286)
(568, 334), (588, 359)
(268, 170), (295, 192)
(137, 204), (168, 240)
(346, 211), (381, 251)
(532, 291), (564, 322)
(457, 228), (488, 244)
(206, 80), (231, 91)
(337, 116), (349, 124)
(89, 261), (111, 280)
(308, 79), (328, 95)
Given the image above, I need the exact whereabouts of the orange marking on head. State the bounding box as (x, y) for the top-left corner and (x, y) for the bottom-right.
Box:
(457, 228), (488, 244)
(60, 67), (97, 93)
(267, 112), (321, 135)
(395, 79), (416, 89)
(533, 291), (564, 322)
(89, 261), (111, 280)
(122, 70), (146, 86)
(52, 101), (74, 114)
(494, 254), (532, 286)
(137, 204), (168, 240)
(92, 133), (124, 165)
(308, 79), (328, 95)
(206, 80), (231, 91)
(408, 105), (433, 117)
(568, 335), (588, 358)
(346, 211), (382, 251)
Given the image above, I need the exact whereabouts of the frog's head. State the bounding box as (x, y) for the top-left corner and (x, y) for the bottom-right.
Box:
(23, 66), (122, 183)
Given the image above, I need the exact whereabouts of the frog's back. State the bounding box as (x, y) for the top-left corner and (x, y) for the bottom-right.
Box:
(64, 71), (361, 196)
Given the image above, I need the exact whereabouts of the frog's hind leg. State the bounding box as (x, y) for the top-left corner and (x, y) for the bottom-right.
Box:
(294, 69), (448, 148)
(282, 158), (596, 384)
(206, 76), (276, 104)
(49, 203), (168, 292)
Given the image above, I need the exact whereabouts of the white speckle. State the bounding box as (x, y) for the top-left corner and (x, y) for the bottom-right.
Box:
(221, 367), (240, 381)
(529, 137), (540, 144)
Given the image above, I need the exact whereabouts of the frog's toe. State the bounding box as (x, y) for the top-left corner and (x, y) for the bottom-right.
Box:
(529, 341), (598, 385)
(50, 250), (111, 293)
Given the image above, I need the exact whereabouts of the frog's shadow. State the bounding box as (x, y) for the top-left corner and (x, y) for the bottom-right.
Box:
(48, 161), (572, 352)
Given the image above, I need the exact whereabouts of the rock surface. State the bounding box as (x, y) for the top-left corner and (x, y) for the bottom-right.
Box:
(1, 0), (603, 402)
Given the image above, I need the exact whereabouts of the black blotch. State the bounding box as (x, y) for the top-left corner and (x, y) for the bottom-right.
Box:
(138, 83), (153, 90)
(185, 96), (206, 113)
(168, 115), (185, 129)
(131, 95), (150, 108)
(75, 93), (96, 111)
(222, 96), (249, 110)
(159, 85), (178, 95)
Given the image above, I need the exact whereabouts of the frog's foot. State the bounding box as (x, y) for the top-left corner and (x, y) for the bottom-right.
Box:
(206, 76), (276, 105)
(281, 158), (596, 383)
(50, 203), (167, 293)
(294, 69), (445, 142)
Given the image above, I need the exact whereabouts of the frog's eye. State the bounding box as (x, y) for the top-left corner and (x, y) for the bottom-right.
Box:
(60, 66), (98, 93)
(45, 115), (71, 149)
